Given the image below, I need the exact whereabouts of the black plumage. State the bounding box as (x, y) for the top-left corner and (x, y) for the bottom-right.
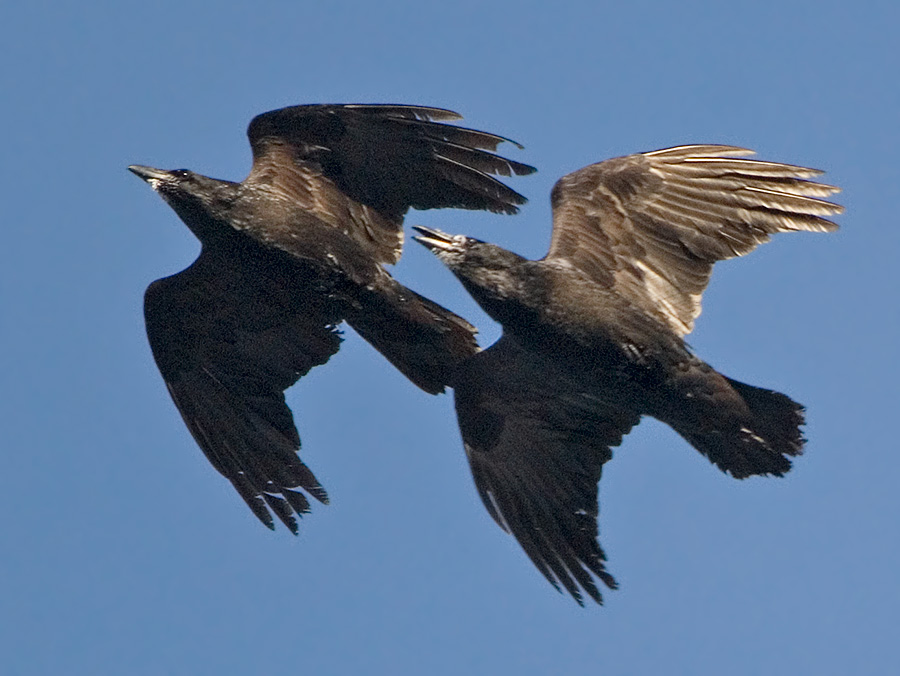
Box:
(129, 103), (535, 533)
(415, 145), (843, 605)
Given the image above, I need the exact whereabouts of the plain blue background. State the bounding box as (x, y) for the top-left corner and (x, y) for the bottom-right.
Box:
(3, 2), (897, 674)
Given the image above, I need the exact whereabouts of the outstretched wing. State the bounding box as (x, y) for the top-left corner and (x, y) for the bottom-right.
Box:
(144, 248), (342, 533)
(246, 103), (536, 265)
(546, 145), (843, 335)
(451, 335), (641, 605)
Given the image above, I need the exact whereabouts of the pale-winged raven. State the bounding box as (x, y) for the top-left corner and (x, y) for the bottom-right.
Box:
(414, 144), (842, 604)
(128, 103), (535, 533)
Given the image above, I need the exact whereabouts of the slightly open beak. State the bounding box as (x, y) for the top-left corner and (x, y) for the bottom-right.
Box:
(412, 225), (458, 251)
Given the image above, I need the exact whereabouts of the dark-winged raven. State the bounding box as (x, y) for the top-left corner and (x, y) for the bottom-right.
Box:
(415, 145), (843, 604)
(129, 103), (535, 534)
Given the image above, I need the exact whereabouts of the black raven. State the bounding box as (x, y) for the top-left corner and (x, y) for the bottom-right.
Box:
(414, 144), (843, 604)
(129, 103), (535, 533)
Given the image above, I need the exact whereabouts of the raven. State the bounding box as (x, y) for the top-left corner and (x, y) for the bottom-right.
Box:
(415, 145), (843, 604)
(129, 103), (535, 533)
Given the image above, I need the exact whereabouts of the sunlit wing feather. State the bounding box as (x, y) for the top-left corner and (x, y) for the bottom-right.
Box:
(245, 104), (536, 265)
(546, 145), (843, 335)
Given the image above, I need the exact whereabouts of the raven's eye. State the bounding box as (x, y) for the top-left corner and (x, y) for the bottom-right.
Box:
(172, 169), (191, 179)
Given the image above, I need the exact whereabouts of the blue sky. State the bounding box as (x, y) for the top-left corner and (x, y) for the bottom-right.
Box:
(2, 2), (898, 674)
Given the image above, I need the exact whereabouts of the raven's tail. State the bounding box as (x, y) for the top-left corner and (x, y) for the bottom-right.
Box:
(658, 362), (806, 478)
(345, 279), (479, 395)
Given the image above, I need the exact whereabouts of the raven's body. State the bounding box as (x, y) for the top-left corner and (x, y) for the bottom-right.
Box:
(450, 247), (803, 477)
(416, 144), (842, 604)
(130, 104), (534, 532)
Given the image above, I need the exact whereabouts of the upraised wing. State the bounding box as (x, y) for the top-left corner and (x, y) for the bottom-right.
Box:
(546, 145), (843, 335)
(452, 335), (641, 605)
(144, 247), (342, 533)
(246, 104), (536, 265)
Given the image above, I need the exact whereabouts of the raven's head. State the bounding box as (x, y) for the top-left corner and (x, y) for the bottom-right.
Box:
(413, 225), (523, 272)
(128, 165), (238, 239)
(413, 225), (528, 314)
(128, 165), (211, 198)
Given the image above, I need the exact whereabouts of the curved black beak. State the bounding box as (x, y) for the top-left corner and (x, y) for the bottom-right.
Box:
(127, 165), (169, 183)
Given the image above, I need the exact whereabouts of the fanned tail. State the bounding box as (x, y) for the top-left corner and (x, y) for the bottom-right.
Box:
(659, 361), (806, 479)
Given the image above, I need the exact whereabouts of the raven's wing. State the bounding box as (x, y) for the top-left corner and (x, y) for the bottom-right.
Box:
(144, 247), (342, 533)
(452, 335), (641, 605)
(245, 103), (536, 265)
(546, 145), (843, 335)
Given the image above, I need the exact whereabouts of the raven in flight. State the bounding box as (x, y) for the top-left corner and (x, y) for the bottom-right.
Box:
(415, 145), (842, 605)
(129, 103), (535, 533)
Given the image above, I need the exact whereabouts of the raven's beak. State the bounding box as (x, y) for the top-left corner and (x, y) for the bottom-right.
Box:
(128, 165), (170, 183)
(413, 225), (458, 251)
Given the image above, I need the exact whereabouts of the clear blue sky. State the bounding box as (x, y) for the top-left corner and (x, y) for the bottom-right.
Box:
(3, 2), (897, 674)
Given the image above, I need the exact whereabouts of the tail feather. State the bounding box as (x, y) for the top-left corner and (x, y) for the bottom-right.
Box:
(346, 280), (479, 394)
(660, 364), (806, 478)
(725, 376), (806, 462)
